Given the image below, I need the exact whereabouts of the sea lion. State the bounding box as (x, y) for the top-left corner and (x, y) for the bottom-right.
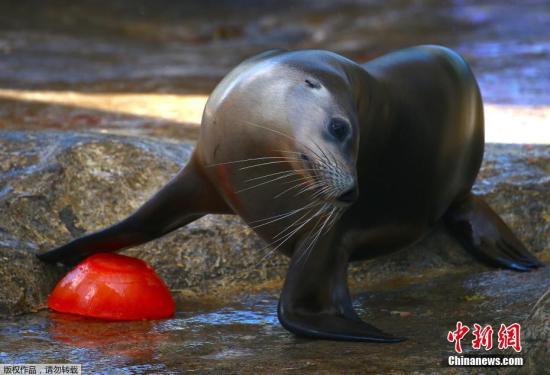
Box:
(38, 45), (543, 342)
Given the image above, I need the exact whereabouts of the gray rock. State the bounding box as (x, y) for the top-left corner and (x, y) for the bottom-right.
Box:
(519, 288), (550, 373)
(0, 130), (548, 316)
(0, 131), (281, 317)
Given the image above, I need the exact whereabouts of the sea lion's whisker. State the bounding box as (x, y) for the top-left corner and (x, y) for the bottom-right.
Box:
(311, 141), (334, 169)
(331, 150), (347, 178)
(325, 146), (350, 188)
(310, 208), (339, 254)
(272, 152), (328, 191)
(276, 150), (305, 155)
(235, 173), (298, 193)
(245, 168), (319, 182)
(310, 184), (333, 200)
(269, 208), (323, 250)
(281, 174), (311, 184)
(264, 204), (327, 254)
(323, 186), (340, 200)
(322, 207), (340, 235)
(295, 174), (325, 189)
(245, 170), (296, 182)
(242, 120), (301, 146)
(206, 156), (301, 168)
(294, 184), (326, 199)
(293, 185), (323, 198)
(272, 206), (319, 240)
(254, 209), (312, 266)
(275, 176), (319, 198)
(280, 147), (336, 197)
(274, 179), (314, 198)
(277, 149), (331, 171)
(294, 204), (330, 265)
(250, 201), (316, 224)
(276, 149), (326, 164)
(301, 206), (337, 265)
(238, 159), (301, 170)
(257, 215), (311, 258)
(242, 120), (328, 168)
(294, 181), (328, 197)
(325, 208), (342, 232)
(250, 201), (320, 228)
(279, 176), (310, 188)
(298, 154), (330, 175)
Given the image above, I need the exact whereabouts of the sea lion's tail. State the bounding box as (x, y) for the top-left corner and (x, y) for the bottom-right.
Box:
(38, 155), (229, 265)
(443, 193), (543, 271)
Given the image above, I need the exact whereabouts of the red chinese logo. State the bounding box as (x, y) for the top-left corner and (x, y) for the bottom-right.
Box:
(447, 321), (470, 353)
(447, 322), (521, 353)
(472, 323), (494, 350)
(497, 323), (522, 352)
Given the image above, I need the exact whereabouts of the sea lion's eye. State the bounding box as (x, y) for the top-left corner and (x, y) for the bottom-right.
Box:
(328, 119), (350, 142)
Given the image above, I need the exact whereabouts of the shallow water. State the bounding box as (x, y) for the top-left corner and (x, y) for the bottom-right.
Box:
(1, 267), (547, 373)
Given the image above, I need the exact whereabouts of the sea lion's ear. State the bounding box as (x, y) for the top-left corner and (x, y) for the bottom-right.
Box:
(338, 59), (374, 113)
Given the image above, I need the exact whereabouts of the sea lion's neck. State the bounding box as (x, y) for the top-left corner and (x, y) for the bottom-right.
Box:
(356, 70), (398, 157)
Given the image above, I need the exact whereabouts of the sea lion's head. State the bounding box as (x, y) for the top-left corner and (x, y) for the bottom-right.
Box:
(199, 50), (367, 252)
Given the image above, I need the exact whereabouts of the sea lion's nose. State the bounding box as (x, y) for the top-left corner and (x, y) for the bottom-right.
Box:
(338, 185), (358, 204)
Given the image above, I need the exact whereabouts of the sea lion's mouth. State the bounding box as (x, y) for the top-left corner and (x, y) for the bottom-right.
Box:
(289, 149), (357, 209)
(320, 178), (358, 208)
(337, 186), (358, 204)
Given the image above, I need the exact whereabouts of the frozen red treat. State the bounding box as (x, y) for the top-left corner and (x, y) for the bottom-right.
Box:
(48, 253), (175, 320)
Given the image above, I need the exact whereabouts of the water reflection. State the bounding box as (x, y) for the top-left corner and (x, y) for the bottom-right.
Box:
(47, 312), (165, 361)
(1, 266), (548, 373)
(158, 307), (278, 332)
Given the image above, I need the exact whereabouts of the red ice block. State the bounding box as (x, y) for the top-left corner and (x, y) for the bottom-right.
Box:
(48, 253), (175, 320)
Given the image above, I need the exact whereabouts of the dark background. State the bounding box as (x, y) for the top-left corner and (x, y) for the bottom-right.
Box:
(0, 0), (548, 101)
(0, 1), (548, 140)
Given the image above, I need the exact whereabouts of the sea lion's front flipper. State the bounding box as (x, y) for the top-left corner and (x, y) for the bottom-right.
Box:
(443, 193), (543, 271)
(278, 232), (404, 343)
(38, 155), (230, 265)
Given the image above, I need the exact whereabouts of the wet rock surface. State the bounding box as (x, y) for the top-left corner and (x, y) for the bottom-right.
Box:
(0, 130), (548, 373)
(515, 289), (550, 374)
(0, 130), (548, 318)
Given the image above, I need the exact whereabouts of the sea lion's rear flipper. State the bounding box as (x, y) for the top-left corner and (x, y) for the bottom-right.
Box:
(278, 232), (405, 343)
(38, 155), (229, 265)
(443, 193), (543, 271)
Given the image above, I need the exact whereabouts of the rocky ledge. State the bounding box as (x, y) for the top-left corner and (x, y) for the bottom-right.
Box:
(0, 132), (550, 315)
(0, 130), (548, 317)
(0, 130), (548, 372)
